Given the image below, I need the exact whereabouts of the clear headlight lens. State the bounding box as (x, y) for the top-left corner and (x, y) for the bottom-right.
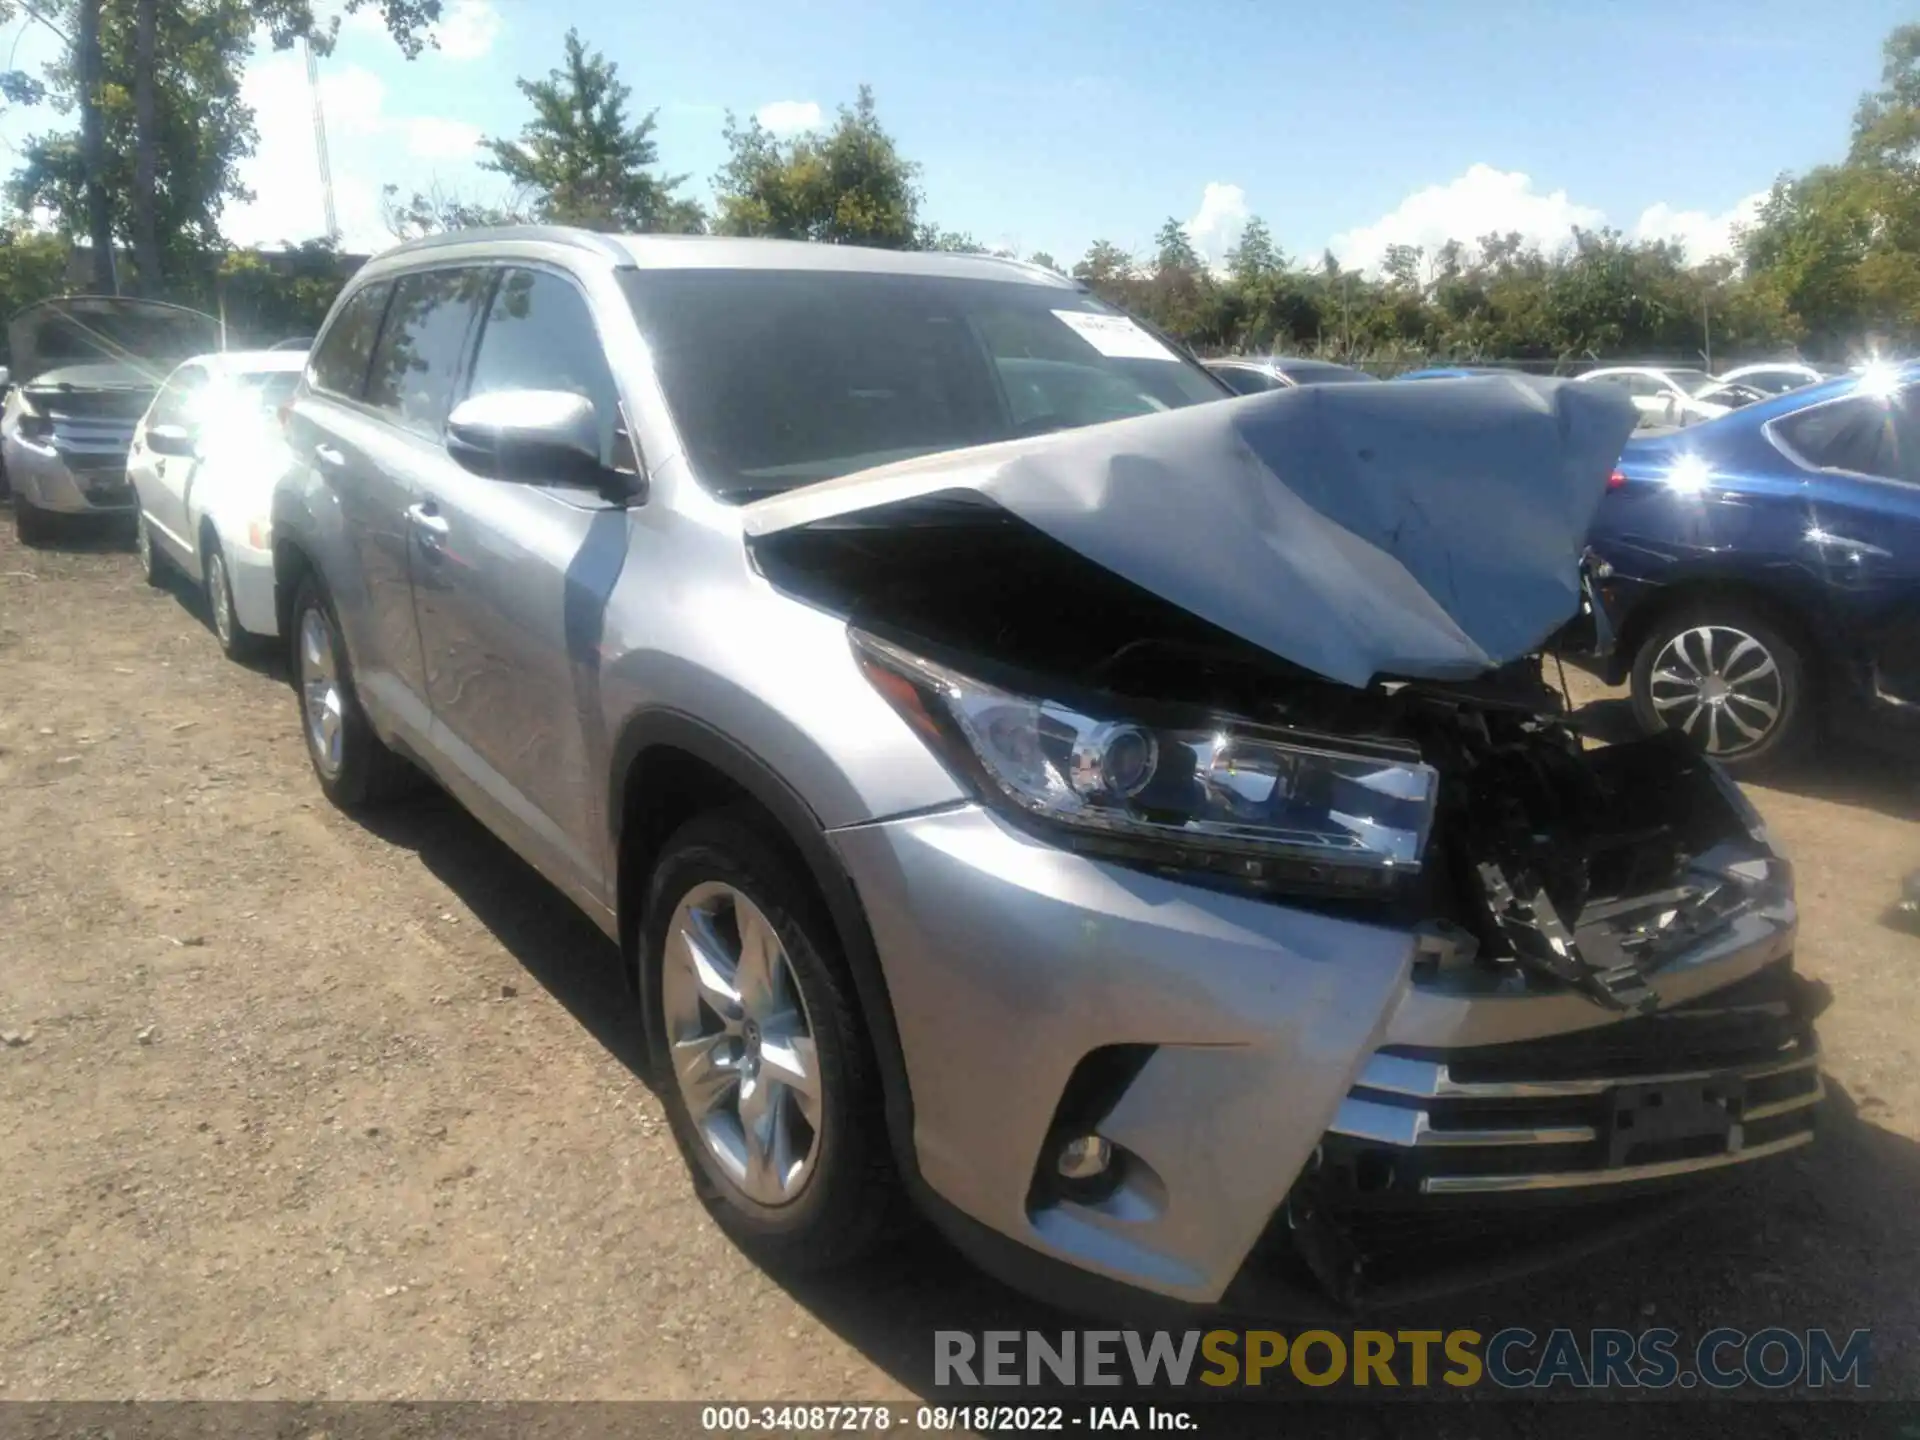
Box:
(854, 631), (1438, 895)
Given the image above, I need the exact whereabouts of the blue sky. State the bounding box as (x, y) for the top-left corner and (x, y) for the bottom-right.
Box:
(1, 0), (1910, 269)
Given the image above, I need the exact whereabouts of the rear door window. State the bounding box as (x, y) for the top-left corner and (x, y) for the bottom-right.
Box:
(309, 281), (392, 400)
(365, 268), (491, 439)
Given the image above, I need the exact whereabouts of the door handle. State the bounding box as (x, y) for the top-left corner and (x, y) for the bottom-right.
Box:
(408, 502), (450, 559)
(314, 444), (346, 468)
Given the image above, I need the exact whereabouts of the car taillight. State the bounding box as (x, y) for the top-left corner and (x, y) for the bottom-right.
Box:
(1607, 468), (1627, 490)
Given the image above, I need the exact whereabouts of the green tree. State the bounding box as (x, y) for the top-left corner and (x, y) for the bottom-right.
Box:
(380, 181), (529, 240)
(1027, 250), (1059, 272)
(483, 29), (702, 233)
(713, 85), (921, 248)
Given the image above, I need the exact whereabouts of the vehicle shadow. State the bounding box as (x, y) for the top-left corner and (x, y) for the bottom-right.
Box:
(335, 786), (1920, 1408)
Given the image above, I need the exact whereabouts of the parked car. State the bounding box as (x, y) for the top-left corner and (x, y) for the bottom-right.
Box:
(1576, 364), (1733, 429)
(1203, 356), (1379, 393)
(1584, 362), (1920, 769)
(1717, 362), (1830, 397)
(2, 297), (224, 544)
(271, 227), (1815, 1315)
(128, 350), (305, 658)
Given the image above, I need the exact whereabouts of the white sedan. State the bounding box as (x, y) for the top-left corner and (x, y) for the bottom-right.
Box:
(128, 350), (304, 659)
(1575, 365), (1731, 429)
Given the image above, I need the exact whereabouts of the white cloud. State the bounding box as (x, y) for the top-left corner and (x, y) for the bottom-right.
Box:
(224, 50), (486, 254)
(431, 0), (500, 59)
(755, 100), (821, 137)
(1182, 181), (1248, 271)
(1632, 191), (1766, 262)
(1330, 163), (1604, 274)
(407, 116), (483, 160)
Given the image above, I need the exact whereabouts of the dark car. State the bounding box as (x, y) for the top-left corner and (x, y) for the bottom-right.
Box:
(1204, 356), (1379, 394)
(1583, 363), (1920, 770)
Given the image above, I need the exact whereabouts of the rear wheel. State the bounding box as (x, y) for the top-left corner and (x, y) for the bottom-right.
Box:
(644, 810), (896, 1271)
(1629, 600), (1811, 771)
(290, 575), (417, 808)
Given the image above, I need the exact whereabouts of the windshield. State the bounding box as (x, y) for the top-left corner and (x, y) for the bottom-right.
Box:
(1286, 365), (1377, 385)
(622, 269), (1226, 499)
(1669, 369), (1718, 395)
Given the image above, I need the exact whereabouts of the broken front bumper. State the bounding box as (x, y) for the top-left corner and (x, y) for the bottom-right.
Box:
(830, 803), (1807, 1309)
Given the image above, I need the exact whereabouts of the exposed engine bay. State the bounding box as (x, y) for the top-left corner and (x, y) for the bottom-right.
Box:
(752, 492), (1786, 1014)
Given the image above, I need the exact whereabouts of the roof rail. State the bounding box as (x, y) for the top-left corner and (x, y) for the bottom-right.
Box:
(376, 224), (634, 264)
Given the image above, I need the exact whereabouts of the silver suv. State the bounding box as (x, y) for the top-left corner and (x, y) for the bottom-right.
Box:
(272, 227), (1818, 1314)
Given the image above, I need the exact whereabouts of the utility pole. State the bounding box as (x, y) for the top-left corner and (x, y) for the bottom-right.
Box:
(306, 38), (340, 244)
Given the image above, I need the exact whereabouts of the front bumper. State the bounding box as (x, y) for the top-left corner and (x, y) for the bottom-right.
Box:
(2, 435), (135, 514)
(830, 804), (1807, 1308)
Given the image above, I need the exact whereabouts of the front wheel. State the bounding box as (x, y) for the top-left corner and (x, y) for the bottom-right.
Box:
(135, 510), (166, 586)
(12, 497), (56, 547)
(204, 542), (264, 660)
(1629, 601), (1811, 772)
(644, 810), (897, 1272)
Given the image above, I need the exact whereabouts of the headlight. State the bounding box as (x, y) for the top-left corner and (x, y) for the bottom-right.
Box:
(853, 631), (1438, 898)
(14, 394), (52, 441)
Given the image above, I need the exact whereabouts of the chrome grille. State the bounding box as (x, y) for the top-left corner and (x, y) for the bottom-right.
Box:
(1322, 963), (1821, 1200)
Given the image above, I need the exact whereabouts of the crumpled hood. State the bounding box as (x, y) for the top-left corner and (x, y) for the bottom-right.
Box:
(8, 296), (220, 389)
(742, 375), (1638, 689)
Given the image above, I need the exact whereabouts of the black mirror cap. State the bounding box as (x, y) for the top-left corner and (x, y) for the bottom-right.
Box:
(146, 423), (197, 458)
(445, 389), (607, 488)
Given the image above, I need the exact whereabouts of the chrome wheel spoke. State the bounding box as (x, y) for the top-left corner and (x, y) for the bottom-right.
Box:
(1722, 706), (1765, 743)
(672, 1033), (739, 1119)
(674, 913), (743, 1026)
(659, 881), (823, 1207)
(1727, 691), (1779, 721)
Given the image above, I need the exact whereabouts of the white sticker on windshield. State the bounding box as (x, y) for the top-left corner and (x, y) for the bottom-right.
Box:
(1051, 309), (1180, 362)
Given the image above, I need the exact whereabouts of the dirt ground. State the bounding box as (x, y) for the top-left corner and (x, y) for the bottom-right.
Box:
(2, 511), (1918, 1407)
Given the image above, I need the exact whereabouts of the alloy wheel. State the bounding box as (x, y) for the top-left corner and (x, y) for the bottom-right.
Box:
(208, 551), (234, 648)
(1648, 624), (1784, 757)
(661, 881), (823, 1206)
(298, 606), (346, 778)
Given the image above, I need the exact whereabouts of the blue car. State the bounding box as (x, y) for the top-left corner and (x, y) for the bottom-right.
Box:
(1395, 366), (1515, 381)
(1584, 362), (1920, 770)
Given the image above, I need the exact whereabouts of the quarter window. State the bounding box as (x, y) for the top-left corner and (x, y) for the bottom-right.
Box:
(1773, 393), (1916, 482)
(365, 268), (490, 438)
(309, 281), (392, 399)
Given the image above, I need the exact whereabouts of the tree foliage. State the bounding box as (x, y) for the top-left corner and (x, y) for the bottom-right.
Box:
(713, 85), (921, 248)
(481, 29), (702, 234)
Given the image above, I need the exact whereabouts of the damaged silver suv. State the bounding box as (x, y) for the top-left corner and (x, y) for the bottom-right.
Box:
(272, 227), (1819, 1314)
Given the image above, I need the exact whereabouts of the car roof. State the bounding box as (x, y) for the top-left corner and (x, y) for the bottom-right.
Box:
(359, 225), (1079, 289)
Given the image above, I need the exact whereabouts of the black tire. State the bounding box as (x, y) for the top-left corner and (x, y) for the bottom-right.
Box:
(643, 808), (897, 1271)
(203, 540), (265, 661)
(288, 574), (418, 808)
(134, 509), (167, 586)
(1629, 598), (1812, 773)
(12, 497), (56, 547)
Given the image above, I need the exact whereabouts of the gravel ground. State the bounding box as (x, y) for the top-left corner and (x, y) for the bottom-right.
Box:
(1, 511), (1918, 1411)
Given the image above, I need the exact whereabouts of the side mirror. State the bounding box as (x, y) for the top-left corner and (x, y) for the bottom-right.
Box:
(445, 389), (605, 486)
(147, 423), (198, 458)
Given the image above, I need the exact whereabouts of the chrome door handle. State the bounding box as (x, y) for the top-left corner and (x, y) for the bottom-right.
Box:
(408, 503), (450, 536)
(314, 444), (346, 468)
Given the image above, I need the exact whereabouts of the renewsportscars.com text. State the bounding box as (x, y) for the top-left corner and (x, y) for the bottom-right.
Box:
(934, 1327), (1872, 1391)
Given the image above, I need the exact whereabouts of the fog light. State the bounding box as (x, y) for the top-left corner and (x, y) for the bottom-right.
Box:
(1056, 1134), (1112, 1181)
